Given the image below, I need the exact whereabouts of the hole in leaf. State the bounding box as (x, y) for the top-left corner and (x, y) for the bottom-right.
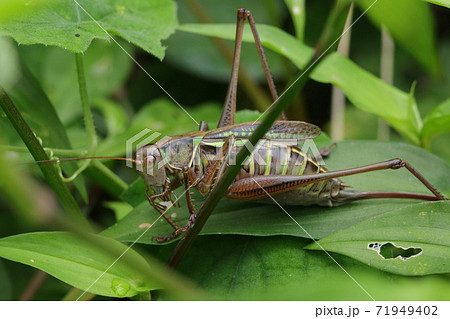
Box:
(368, 242), (422, 261)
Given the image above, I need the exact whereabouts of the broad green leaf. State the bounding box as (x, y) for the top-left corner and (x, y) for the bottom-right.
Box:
(424, 0), (450, 9)
(153, 235), (450, 300)
(422, 98), (450, 140)
(0, 62), (87, 201)
(305, 201), (450, 276)
(180, 24), (423, 143)
(102, 141), (450, 244)
(311, 53), (422, 144)
(0, 0), (177, 59)
(178, 23), (313, 74)
(357, 0), (439, 76)
(0, 232), (166, 298)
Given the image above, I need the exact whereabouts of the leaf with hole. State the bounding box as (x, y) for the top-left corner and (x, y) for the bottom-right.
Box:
(305, 201), (450, 276)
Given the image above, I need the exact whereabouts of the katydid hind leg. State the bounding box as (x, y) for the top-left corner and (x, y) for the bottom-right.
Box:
(217, 9), (246, 128)
(218, 8), (286, 129)
(199, 120), (209, 131)
(226, 158), (446, 202)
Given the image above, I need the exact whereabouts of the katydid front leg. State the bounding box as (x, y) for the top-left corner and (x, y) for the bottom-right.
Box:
(155, 135), (236, 242)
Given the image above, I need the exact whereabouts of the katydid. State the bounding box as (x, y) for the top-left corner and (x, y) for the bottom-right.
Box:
(23, 9), (447, 243)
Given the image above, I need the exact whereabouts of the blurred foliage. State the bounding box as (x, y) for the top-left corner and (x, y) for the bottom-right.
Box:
(0, 0), (449, 301)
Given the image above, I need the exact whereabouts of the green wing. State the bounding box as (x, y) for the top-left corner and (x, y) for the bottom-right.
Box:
(204, 121), (321, 141)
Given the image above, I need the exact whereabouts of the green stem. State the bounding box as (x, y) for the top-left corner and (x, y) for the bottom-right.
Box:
(0, 145), (87, 157)
(0, 88), (89, 227)
(88, 161), (128, 198)
(75, 53), (97, 154)
(166, 0), (352, 269)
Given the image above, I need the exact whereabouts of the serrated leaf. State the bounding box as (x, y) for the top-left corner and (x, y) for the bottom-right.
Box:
(0, 232), (160, 297)
(357, 0), (439, 76)
(305, 201), (450, 276)
(102, 141), (450, 244)
(0, 0), (177, 59)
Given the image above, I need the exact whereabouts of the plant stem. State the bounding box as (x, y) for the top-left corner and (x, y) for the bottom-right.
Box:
(19, 270), (48, 301)
(378, 25), (394, 141)
(330, 3), (353, 141)
(88, 161), (128, 198)
(0, 88), (89, 227)
(0, 145), (87, 157)
(75, 53), (97, 154)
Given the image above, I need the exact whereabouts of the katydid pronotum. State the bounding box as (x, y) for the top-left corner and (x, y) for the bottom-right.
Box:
(25, 9), (447, 243)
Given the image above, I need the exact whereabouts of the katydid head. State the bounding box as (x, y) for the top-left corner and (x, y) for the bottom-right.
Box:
(135, 144), (168, 196)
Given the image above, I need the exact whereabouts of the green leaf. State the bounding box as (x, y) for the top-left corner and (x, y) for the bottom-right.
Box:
(424, 0), (450, 9)
(166, 1), (287, 82)
(305, 201), (450, 276)
(312, 53), (422, 144)
(155, 235), (450, 300)
(0, 0), (177, 59)
(102, 141), (450, 244)
(104, 201), (133, 221)
(0, 232), (163, 298)
(422, 98), (450, 140)
(178, 23), (313, 73)
(180, 24), (424, 143)
(357, 0), (439, 76)
(285, 0), (306, 40)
